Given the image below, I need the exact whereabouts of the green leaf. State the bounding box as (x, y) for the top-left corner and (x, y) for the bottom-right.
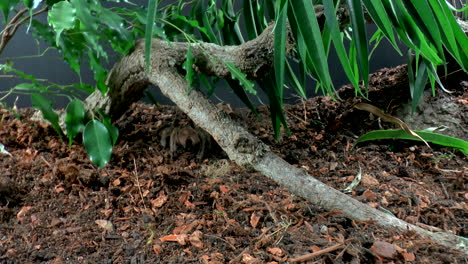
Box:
(65, 99), (86, 146)
(355, 130), (468, 154)
(14, 83), (42, 91)
(99, 7), (134, 54)
(31, 94), (62, 138)
(224, 62), (255, 95)
(226, 79), (259, 117)
(47, 1), (76, 46)
(274, 0), (287, 102)
(289, 0), (334, 97)
(145, 0), (158, 72)
(72, 0), (106, 59)
(346, 0), (369, 92)
(0, 0), (20, 23)
(285, 61), (306, 99)
(23, 0), (40, 9)
(46, 0), (62, 6)
(183, 45), (195, 93)
(88, 51), (108, 94)
(361, 0), (401, 53)
(323, 0), (359, 92)
(101, 116), (119, 146)
(83, 120), (113, 168)
(408, 54), (429, 114)
(404, 0), (445, 60)
(243, 0), (259, 39)
(259, 77), (289, 139)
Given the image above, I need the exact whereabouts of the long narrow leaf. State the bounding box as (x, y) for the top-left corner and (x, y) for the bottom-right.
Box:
(225, 62), (255, 94)
(289, 0), (334, 97)
(361, 0), (401, 53)
(346, 0), (369, 91)
(274, 0), (287, 101)
(285, 61), (307, 98)
(243, 0), (258, 39)
(355, 130), (468, 154)
(323, 0), (359, 92)
(405, 0), (445, 59)
(145, 0), (158, 72)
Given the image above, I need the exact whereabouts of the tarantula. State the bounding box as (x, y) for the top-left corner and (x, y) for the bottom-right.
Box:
(157, 124), (212, 160)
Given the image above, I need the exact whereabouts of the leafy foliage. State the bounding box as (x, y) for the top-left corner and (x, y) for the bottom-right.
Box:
(0, 0), (467, 166)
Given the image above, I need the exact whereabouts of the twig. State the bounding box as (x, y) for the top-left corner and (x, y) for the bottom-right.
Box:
(133, 158), (147, 211)
(289, 243), (345, 262)
(0, 6), (49, 55)
(228, 247), (250, 264)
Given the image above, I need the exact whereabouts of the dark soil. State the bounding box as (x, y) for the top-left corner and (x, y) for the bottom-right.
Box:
(1, 65), (467, 263)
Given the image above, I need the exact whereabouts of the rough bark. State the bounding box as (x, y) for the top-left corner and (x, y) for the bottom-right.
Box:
(78, 8), (467, 253)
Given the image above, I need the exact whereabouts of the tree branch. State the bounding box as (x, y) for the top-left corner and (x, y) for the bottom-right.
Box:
(0, 7), (49, 55)
(73, 5), (468, 253)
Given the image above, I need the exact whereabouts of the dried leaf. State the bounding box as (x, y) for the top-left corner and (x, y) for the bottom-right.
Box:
(17, 205), (32, 222)
(159, 234), (188, 245)
(402, 252), (416, 262)
(95, 219), (114, 231)
(370, 241), (397, 259)
(219, 185), (229, 193)
(152, 244), (162, 256)
(151, 191), (168, 208)
(189, 231), (204, 248)
(267, 247), (284, 257)
(250, 213), (261, 228)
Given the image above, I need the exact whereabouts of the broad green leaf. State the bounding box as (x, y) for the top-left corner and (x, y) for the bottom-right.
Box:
(224, 62), (255, 95)
(346, 0), (369, 91)
(355, 130), (468, 154)
(183, 45), (195, 93)
(99, 7), (134, 54)
(47, 1), (76, 46)
(65, 99), (86, 146)
(23, 0), (40, 9)
(31, 94), (62, 138)
(46, 0), (62, 6)
(274, 0), (287, 102)
(83, 120), (113, 168)
(145, 0), (158, 72)
(71, 0), (106, 59)
(0, 0), (20, 23)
